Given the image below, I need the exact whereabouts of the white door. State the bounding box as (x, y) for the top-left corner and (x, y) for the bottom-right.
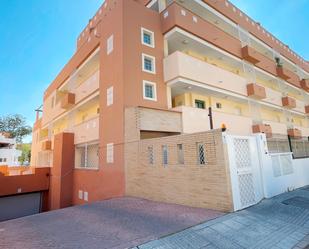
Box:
(225, 135), (263, 211)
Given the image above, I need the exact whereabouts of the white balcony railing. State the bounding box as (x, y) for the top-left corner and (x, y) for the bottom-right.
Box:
(73, 115), (99, 144)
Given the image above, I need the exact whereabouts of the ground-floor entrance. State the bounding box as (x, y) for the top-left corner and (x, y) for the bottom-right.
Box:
(0, 192), (42, 222)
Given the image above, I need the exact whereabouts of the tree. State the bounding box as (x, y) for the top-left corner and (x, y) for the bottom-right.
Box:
(18, 143), (31, 165)
(0, 114), (32, 143)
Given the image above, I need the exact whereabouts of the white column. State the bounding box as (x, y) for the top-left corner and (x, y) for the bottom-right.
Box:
(166, 86), (172, 109)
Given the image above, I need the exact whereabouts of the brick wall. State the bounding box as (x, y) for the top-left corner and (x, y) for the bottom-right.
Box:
(125, 127), (234, 212)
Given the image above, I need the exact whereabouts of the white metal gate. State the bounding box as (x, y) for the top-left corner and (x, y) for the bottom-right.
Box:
(225, 135), (263, 211)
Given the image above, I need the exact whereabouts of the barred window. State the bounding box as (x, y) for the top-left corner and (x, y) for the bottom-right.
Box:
(177, 144), (184, 164)
(75, 142), (99, 169)
(162, 145), (168, 166)
(148, 146), (154, 165)
(197, 143), (206, 165)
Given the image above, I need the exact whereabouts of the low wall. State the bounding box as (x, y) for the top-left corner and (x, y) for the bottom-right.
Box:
(125, 129), (233, 212)
(257, 135), (309, 198)
(0, 167), (50, 197)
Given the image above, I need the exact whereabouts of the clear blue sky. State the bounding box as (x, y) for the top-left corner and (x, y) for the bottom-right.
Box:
(0, 0), (102, 142)
(229, 0), (309, 60)
(0, 0), (308, 142)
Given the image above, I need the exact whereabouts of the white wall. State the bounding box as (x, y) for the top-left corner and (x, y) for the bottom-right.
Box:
(256, 134), (309, 198)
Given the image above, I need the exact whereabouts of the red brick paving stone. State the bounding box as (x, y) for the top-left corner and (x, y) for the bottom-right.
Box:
(0, 197), (223, 249)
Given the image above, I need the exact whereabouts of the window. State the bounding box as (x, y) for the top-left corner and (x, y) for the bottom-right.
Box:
(142, 53), (156, 74)
(106, 143), (114, 163)
(197, 143), (206, 165)
(0, 158), (2, 163)
(216, 102), (222, 109)
(148, 146), (154, 165)
(143, 80), (157, 101)
(195, 100), (205, 109)
(141, 28), (155, 48)
(177, 144), (184, 164)
(162, 145), (168, 166)
(107, 35), (114, 55)
(75, 143), (99, 169)
(107, 86), (113, 106)
(3, 158), (7, 163)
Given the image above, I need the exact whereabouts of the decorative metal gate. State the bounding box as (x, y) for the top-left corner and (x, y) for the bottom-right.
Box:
(225, 135), (263, 211)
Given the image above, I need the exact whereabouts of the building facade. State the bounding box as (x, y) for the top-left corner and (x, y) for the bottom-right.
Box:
(0, 133), (21, 167)
(31, 0), (309, 211)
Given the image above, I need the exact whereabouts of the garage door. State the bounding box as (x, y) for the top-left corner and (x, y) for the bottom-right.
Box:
(0, 192), (42, 222)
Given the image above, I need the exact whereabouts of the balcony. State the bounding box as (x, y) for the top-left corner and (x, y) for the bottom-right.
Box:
(73, 116), (99, 144)
(247, 83), (266, 100)
(282, 96), (296, 109)
(162, 3), (277, 77)
(164, 51), (247, 96)
(287, 128), (302, 138)
(61, 92), (75, 109)
(276, 66), (291, 81)
(300, 79), (309, 91)
(241, 46), (260, 64)
(252, 124), (272, 136)
(42, 140), (52, 151)
(174, 106), (253, 135)
(74, 70), (99, 103)
(162, 3), (304, 91)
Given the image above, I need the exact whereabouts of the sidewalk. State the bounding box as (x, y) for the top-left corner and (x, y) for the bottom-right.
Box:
(137, 187), (309, 249)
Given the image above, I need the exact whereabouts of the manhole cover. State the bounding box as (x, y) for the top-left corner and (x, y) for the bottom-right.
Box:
(282, 196), (309, 209)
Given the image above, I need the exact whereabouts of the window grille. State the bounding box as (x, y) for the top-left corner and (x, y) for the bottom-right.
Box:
(144, 58), (153, 71)
(143, 81), (157, 101)
(197, 143), (206, 165)
(141, 28), (154, 47)
(162, 145), (168, 166)
(148, 146), (154, 165)
(177, 144), (184, 164)
(75, 143), (99, 168)
(142, 54), (156, 73)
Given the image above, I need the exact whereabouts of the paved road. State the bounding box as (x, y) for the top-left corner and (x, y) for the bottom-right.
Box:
(0, 197), (222, 249)
(137, 187), (309, 249)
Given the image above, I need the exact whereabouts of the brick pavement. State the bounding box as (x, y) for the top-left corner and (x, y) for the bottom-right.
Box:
(137, 187), (309, 249)
(0, 197), (222, 249)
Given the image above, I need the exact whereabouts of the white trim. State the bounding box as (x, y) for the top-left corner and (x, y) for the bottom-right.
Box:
(107, 35), (114, 55)
(141, 27), (155, 48)
(143, 80), (157, 101)
(142, 53), (156, 74)
(106, 143), (114, 164)
(106, 86), (113, 106)
(146, 0), (157, 9)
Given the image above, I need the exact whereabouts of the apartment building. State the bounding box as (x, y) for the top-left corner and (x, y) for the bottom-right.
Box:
(31, 0), (309, 211)
(0, 132), (21, 167)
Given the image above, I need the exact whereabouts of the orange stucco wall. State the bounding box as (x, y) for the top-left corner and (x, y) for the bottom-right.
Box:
(49, 133), (74, 210)
(71, 0), (167, 205)
(0, 167), (50, 197)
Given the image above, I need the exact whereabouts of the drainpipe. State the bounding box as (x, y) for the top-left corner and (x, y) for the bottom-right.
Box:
(208, 107), (213, 130)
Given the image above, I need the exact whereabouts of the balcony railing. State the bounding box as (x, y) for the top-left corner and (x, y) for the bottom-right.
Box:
(73, 115), (99, 144)
(162, 2), (302, 92)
